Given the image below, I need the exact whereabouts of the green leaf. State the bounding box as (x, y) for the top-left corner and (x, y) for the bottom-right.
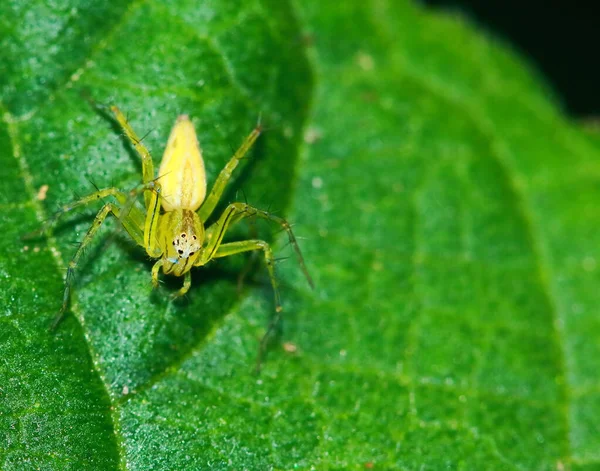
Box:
(2, 0), (600, 469)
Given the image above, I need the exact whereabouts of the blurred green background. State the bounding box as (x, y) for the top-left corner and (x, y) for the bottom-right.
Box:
(424, 0), (600, 118)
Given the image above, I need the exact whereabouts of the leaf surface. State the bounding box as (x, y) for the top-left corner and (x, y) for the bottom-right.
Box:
(1, 0), (600, 469)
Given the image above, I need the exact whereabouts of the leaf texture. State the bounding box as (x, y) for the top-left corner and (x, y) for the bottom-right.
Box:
(1, 0), (599, 469)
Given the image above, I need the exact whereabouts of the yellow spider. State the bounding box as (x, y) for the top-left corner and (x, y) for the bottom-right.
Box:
(37, 105), (313, 363)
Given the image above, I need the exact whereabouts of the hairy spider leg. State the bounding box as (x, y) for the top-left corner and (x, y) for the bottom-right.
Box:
(25, 187), (139, 240)
(38, 182), (161, 330)
(116, 180), (163, 258)
(151, 259), (164, 288)
(236, 215), (260, 294)
(171, 271), (192, 299)
(198, 125), (262, 222)
(197, 202), (314, 364)
(110, 105), (155, 208)
(52, 203), (127, 329)
(199, 202), (314, 288)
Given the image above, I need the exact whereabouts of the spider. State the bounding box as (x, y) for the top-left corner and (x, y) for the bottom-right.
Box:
(37, 105), (313, 362)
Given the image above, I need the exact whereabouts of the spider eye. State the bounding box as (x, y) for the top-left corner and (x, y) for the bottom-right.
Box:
(178, 249), (184, 255)
(189, 251), (195, 256)
(181, 233), (186, 238)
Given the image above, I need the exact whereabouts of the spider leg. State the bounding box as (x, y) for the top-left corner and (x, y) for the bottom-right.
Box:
(25, 187), (129, 239)
(117, 180), (163, 257)
(236, 218), (260, 295)
(151, 259), (164, 289)
(196, 203), (313, 370)
(110, 105), (155, 208)
(171, 271), (192, 299)
(197, 125), (262, 222)
(199, 202), (314, 289)
(213, 240), (281, 372)
(51, 202), (124, 330)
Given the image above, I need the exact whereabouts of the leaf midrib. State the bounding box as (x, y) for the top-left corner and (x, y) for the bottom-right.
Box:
(0, 102), (128, 468)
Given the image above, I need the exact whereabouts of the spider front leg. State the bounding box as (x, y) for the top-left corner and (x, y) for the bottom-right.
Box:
(52, 203), (124, 329)
(119, 180), (163, 258)
(198, 125), (262, 222)
(197, 202), (314, 370)
(199, 202), (314, 289)
(172, 271), (192, 299)
(110, 105), (155, 208)
(110, 105), (154, 184)
(150, 261), (191, 298)
(151, 260), (164, 289)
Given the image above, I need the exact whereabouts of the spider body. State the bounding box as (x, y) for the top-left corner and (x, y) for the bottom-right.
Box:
(37, 106), (313, 364)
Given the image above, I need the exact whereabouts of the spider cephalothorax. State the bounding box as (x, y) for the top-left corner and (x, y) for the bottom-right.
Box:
(171, 229), (201, 260)
(160, 209), (204, 276)
(37, 104), (313, 367)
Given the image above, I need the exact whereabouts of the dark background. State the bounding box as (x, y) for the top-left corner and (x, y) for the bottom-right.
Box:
(422, 0), (599, 118)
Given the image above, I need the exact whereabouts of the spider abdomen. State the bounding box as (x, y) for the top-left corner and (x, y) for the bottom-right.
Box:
(157, 115), (207, 212)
